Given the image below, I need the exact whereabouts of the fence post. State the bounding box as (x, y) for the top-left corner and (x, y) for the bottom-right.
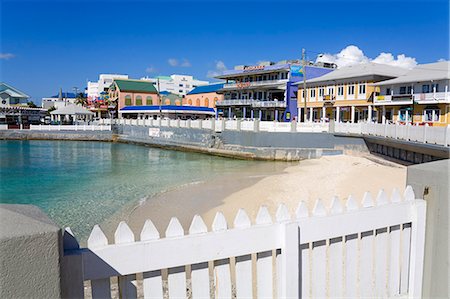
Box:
(199, 119), (203, 129)
(210, 118), (215, 131)
(445, 126), (449, 147)
(280, 222), (300, 298)
(177, 119), (180, 128)
(254, 119), (260, 133)
(187, 119), (191, 129)
(291, 120), (297, 133)
(422, 124), (428, 143)
(395, 124), (398, 139)
(222, 119), (226, 131)
(236, 119), (241, 131)
(384, 123), (387, 137)
(408, 200), (427, 298)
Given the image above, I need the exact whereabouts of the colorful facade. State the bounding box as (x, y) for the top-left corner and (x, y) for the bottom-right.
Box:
(373, 61), (450, 126)
(108, 79), (159, 111)
(215, 61), (333, 121)
(296, 63), (407, 123)
(183, 83), (224, 108)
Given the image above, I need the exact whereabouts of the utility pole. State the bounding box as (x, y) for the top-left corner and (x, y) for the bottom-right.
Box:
(157, 78), (162, 120)
(302, 48), (308, 123)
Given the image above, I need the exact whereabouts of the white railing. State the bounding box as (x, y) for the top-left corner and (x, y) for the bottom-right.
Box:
(223, 79), (288, 89)
(413, 92), (450, 103)
(63, 186), (426, 299)
(0, 124), (8, 130)
(335, 122), (450, 146)
(28, 124), (112, 131)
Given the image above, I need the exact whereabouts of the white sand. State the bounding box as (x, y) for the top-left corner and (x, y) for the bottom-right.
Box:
(201, 154), (406, 227)
(116, 154), (406, 238)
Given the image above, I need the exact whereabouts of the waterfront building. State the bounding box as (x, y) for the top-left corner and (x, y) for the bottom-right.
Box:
(50, 105), (94, 124)
(215, 60), (333, 121)
(141, 74), (209, 96)
(160, 91), (183, 106)
(0, 82), (46, 127)
(41, 92), (78, 109)
(373, 61), (450, 126)
(296, 63), (407, 123)
(183, 83), (224, 108)
(108, 79), (159, 111)
(86, 74), (129, 102)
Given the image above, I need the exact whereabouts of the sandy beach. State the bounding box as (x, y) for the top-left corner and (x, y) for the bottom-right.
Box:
(102, 154), (406, 239)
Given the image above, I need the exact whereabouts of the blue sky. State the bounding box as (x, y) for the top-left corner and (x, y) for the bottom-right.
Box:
(1, 0), (448, 103)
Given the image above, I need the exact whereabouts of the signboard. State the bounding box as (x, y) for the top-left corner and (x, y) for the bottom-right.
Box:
(290, 65), (303, 77)
(237, 82), (251, 89)
(243, 65), (265, 72)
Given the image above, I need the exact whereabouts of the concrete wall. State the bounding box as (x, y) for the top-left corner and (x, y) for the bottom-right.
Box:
(115, 124), (369, 161)
(407, 160), (449, 298)
(0, 204), (63, 298)
(0, 129), (113, 141)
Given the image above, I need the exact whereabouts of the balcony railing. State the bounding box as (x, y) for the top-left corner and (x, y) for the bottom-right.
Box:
(413, 92), (450, 103)
(216, 99), (287, 108)
(222, 79), (289, 89)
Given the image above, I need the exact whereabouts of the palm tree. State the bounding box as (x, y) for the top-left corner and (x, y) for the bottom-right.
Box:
(75, 92), (88, 107)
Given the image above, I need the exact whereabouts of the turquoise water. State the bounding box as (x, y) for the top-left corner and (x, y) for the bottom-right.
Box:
(0, 140), (275, 238)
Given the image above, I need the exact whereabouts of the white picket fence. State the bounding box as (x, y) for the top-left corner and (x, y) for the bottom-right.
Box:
(63, 186), (426, 299)
(28, 124), (111, 131)
(335, 122), (450, 146)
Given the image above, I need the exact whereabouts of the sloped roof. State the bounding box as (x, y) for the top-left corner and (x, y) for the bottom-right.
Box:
(49, 92), (78, 98)
(297, 63), (408, 85)
(187, 83), (224, 95)
(114, 79), (157, 93)
(373, 61), (450, 85)
(0, 82), (30, 98)
(50, 104), (94, 115)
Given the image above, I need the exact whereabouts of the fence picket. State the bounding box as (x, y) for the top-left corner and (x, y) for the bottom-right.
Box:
(211, 212), (232, 298)
(360, 193), (375, 298)
(87, 225), (111, 299)
(400, 222), (412, 295)
(344, 196), (359, 297)
(255, 206), (274, 298)
(188, 215), (210, 299)
(311, 200), (327, 298)
(389, 224), (401, 296)
(140, 220), (163, 299)
(328, 197), (344, 297)
(114, 222), (137, 299)
(165, 218), (187, 298)
(233, 209), (253, 299)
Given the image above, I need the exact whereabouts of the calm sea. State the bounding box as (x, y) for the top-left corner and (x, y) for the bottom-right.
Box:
(0, 140), (279, 238)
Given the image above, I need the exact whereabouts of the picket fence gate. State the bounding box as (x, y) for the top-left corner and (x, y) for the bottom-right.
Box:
(63, 186), (426, 298)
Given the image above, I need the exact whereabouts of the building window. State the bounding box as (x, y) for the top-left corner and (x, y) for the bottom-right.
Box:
(146, 96), (153, 105)
(135, 96), (142, 106)
(188, 99), (193, 105)
(398, 109), (412, 122)
(422, 85), (430, 93)
(348, 85), (355, 95)
(399, 86), (407, 94)
(310, 88), (316, 98)
(125, 95), (132, 106)
(179, 84), (183, 87)
(196, 98), (201, 106)
(319, 87), (324, 97)
(175, 100), (181, 106)
(432, 83), (439, 92)
(386, 88), (391, 95)
(407, 86), (412, 94)
(359, 83), (366, 94)
(327, 87), (334, 95)
(165, 98), (171, 105)
(337, 86), (344, 96)
(179, 90), (183, 93)
(205, 98), (209, 107)
(423, 109), (440, 122)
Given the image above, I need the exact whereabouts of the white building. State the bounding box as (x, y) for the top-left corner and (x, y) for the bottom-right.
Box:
(41, 92), (78, 109)
(141, 74), (209, 96)
(86, 74), (129, 101)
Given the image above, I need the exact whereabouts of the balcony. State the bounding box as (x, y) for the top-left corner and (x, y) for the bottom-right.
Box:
(216, 99), (287, 108)
(413, 92), (450, 103)
(222, 79), (289, 90)
(373, 94), (413, 105)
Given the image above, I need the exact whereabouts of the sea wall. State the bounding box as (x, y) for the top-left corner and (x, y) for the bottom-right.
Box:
(115, 124), (369, 161)
(0, 129), (113, 141)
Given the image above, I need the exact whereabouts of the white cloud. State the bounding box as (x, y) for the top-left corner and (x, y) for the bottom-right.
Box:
(0, 53), (15, 60)
(168, 58), (178, 66)
(180, 59), (191, 67)
(316, 45), (417, 69)
(207, 60), (227, 78)
(145, 66), (157, 73)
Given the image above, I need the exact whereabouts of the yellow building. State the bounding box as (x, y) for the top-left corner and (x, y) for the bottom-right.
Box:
(296, 63), (407, 123)
(373, 61), (450, 126)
